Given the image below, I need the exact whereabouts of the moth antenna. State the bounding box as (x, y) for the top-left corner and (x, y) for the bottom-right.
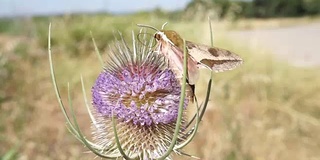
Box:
(136, 24), (159, 32)
(161, 22), (168, 30)
(136, 32), (157, 48)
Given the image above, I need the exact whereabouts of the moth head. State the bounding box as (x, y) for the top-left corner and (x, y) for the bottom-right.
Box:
(136, 23), (184, 50)
(154, 30), (184, 50)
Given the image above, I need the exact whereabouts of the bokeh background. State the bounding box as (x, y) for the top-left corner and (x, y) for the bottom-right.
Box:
(1, 0), (320, 159)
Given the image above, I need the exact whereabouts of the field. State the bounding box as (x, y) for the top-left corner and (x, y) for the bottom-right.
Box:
(1, 14), (320, 160)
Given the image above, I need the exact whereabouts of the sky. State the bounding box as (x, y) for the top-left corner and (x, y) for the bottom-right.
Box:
(0, 0), (192, 17)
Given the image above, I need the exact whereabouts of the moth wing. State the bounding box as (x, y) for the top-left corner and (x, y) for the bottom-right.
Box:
(169, 44), (199, 85)
(186, 41), (243, 72)
(166, 45), (198, 102)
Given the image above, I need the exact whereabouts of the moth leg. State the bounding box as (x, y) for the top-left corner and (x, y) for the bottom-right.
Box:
(186, 79), (195, 103)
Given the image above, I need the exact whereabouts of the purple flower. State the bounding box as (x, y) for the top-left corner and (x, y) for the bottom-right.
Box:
(90, 32), (189, 159)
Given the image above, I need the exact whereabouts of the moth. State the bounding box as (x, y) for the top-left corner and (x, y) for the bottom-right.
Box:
(137, 23), (243, 99)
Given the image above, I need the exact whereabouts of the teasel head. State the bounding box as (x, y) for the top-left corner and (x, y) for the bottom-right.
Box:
(48, 21), (214, 159)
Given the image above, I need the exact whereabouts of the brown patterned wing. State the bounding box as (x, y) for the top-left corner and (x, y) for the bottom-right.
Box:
(186, 41), (243, 72)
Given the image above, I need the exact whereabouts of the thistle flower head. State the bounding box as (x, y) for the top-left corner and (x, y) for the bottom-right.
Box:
(90, 32), (189, 159)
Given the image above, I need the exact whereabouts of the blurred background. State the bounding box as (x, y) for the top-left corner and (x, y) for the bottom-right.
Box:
(1, 0), (320, 159)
